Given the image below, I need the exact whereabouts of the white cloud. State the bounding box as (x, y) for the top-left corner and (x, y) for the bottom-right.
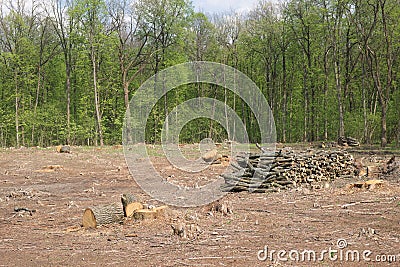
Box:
(192, 0), (260, 14)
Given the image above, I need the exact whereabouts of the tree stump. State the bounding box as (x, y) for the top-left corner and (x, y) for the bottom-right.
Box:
(121, 193), (138, 217)
(202, 149), (218, 162)
(125, 202), (143, 217)
(82, 203), (123, 228)
(133, 206), (168, 220)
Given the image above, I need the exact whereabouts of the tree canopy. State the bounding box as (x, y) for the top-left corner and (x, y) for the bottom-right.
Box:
(0, 0), (399, 147)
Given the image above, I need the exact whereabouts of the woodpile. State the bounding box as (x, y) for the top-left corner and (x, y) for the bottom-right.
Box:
(221, 149), (357, 193)
(338, 136), (360, 147)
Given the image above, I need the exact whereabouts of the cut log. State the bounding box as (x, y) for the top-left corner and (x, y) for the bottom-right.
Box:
(202, 149), (218, 162)
(133, 209), (157, 220)
(82, 203), (123, 228)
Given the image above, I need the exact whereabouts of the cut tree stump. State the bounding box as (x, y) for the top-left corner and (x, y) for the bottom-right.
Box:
(125, 202), (143, 217)
(121, 193), (137, 217)
(82, 203), (123, 228)
(133, 209), (157, 220)
(202, 149), (218, 162)
(133, 205), (168, 220)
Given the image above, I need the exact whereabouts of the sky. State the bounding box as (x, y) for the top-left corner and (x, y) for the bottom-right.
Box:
(191, 0), (261, 14)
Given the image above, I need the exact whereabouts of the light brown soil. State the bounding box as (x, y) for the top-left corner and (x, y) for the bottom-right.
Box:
(0, 146), (399, 266)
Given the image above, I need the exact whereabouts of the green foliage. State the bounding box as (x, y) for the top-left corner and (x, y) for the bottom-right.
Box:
(0, 0), (399, 147)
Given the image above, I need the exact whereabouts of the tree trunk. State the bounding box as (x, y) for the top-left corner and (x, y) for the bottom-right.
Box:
(14, 70), (19, 148)
(334, 58), (345, 138)
(361, 55), (369, 144)
(282, 50), (287, 143)
(66, 65), (71, 145)
(32, 64), (42, 145)
(91, 47), (104, 146)
(397, 115), (400, 147)
(381, 102), (387, 147)
(208, 85), (217, 139)
(303, 65), (308, 142)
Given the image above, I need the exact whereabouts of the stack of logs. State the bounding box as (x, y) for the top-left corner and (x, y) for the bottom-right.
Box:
(221, 149), (356, 193)
(338, 136), (360, 147)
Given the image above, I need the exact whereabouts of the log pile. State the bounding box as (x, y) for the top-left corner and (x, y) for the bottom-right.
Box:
(338, 136), (360, 147)
(221, 149), (357, 193)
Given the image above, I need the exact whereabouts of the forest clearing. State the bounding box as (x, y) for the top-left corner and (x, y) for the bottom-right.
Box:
(0, 144), (399, 266)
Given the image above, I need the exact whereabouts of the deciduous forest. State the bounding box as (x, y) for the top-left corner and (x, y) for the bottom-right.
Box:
(0, 0), (399, 147)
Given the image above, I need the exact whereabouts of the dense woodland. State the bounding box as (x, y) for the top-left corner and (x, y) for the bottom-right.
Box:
(0, 0), (399, 147)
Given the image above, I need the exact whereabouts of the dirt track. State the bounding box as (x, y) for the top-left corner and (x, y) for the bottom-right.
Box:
(0, 146), (399, 266)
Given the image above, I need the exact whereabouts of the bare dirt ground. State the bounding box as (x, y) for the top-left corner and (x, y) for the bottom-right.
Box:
(0, 145), (399, 266)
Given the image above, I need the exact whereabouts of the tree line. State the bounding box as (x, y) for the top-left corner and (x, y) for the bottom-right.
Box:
(0, 0), (399, 147)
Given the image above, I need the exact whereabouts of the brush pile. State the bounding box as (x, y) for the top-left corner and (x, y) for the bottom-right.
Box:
(221, 149), (356, 193)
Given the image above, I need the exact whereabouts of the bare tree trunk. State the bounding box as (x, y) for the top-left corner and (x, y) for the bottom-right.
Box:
(91, 47), (104, 146)
(333, 12), (345, 139)
(223, 66), (229, 140)
(381, 102), (387, 147)
(323, 50), (329, 141)
(164, 89), (168, 140)
(32, 64), (41, 145)
(334, 58), (345, 138)
(208, 85), (218, 139)
(123, 74), (129, 109)
(303, 66), (308, 142)
(14, 70), (19, 148)
(66, 65), (71, 145)
(361, 54), (369, 144)
(282, 50), (287, 143)
(397, 115), (400, 146)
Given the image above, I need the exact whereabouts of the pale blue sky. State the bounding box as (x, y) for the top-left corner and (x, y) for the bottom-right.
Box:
(191, 0), (261, 14)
